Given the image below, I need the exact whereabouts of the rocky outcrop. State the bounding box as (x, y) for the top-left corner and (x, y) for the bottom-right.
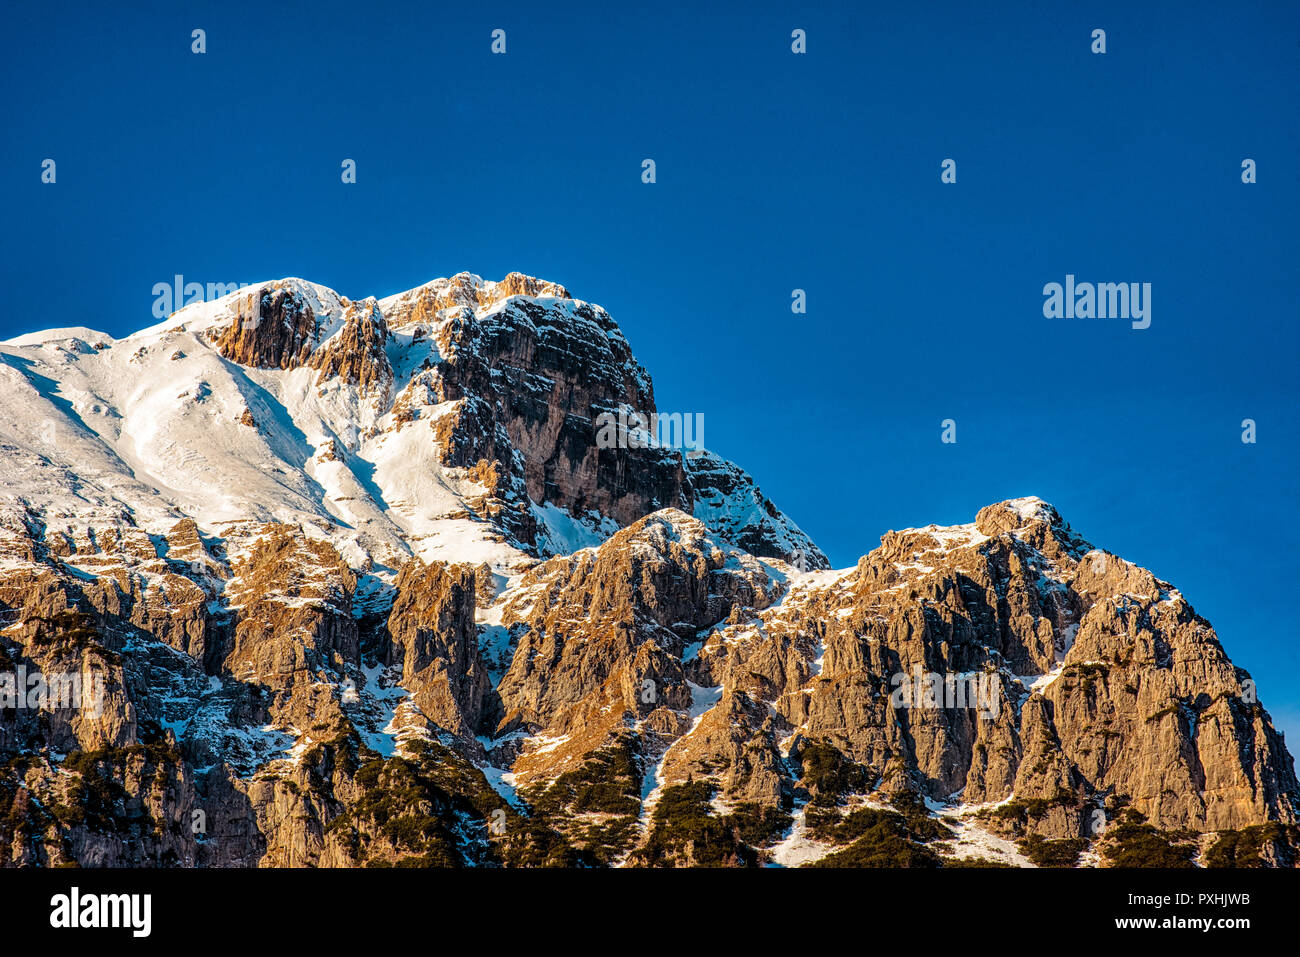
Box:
(307, 299), (392, 400)
(425, 294), (688, 540)
(385, 560), (487, 741)
(223, 525), (359, 701)
(380, 271), (571, 330)
(211, 284), (322, 370)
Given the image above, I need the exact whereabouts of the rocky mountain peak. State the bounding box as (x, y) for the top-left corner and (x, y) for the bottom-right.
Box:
(975, 496), (1070, 538)
(379, 271), (571, 331)
(0, 276), (1292, 870)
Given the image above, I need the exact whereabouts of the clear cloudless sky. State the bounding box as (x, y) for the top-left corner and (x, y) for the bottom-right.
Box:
(2, 1), (1298, 741)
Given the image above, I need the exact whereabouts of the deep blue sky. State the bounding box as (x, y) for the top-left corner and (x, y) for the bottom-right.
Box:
(3, 1), (1298, 742)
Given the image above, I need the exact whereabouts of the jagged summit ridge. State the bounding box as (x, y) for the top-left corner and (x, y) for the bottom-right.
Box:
(0, 271), (825, 572)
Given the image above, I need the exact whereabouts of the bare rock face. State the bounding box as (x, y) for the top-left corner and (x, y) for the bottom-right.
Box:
(212, 285), (322, 370)
(783, 502), (1290, 840)
(658, 688), (789, 806)
(1032, 587), (1291, 832)
(492, 510), (779, 787)
(385, 560), (487, 741)
(424, 294), (690, 541)
(307, 299), (392, 400)
(223, 525), (359, 702)
(1, 738), (200, 867)
(381, 271), (572, 329)
(378, 274), (823, 565)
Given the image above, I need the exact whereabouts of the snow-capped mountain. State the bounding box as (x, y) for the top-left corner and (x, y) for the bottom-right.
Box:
(0, 274), (1294, 868)
(0, 272), (822, 573)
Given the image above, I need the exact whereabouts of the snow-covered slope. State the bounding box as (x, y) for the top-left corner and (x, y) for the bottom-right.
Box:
(0, 272), (823, 582)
